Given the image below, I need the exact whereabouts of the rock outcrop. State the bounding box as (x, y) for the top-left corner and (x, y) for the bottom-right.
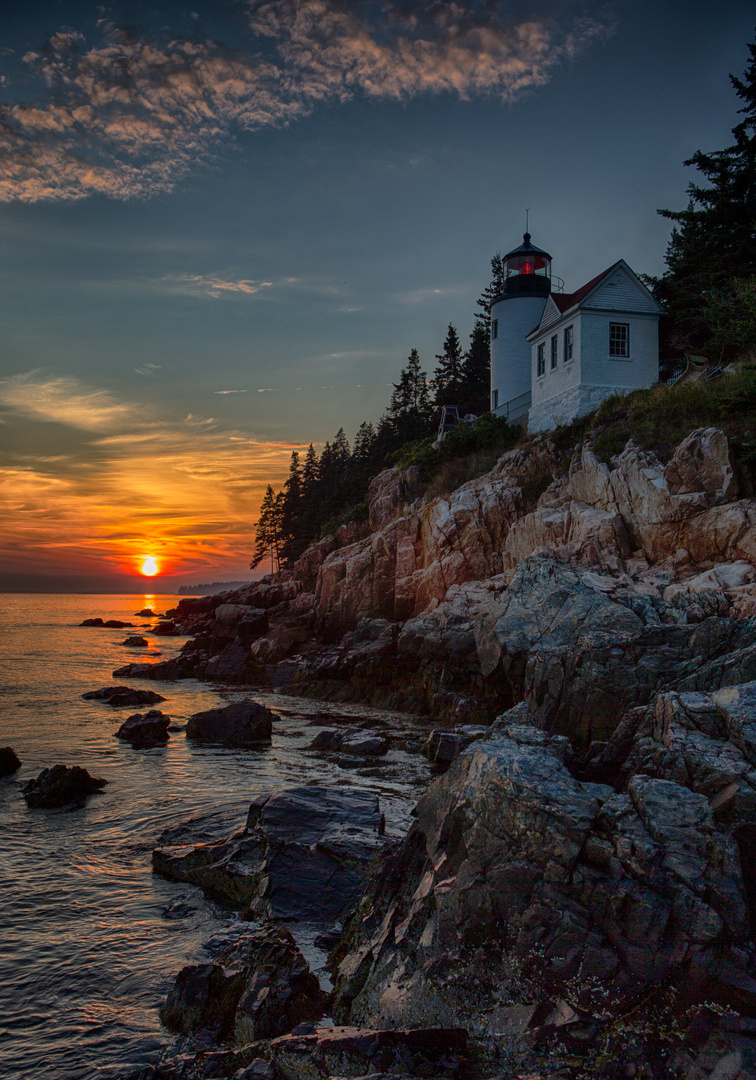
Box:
(82, 686), (166, 707)
(153, 786), (386, 920)
(116, 710), (170, 748)
(0, 746), (21, 776)
(331, 720), (756, 1035)
(185, 700), (274, 746)
(160, 925), (327, 1044)
(23, 764), (107, 808)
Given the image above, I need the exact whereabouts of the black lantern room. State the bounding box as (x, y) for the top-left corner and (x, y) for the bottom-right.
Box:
(503, 233), (552, 297)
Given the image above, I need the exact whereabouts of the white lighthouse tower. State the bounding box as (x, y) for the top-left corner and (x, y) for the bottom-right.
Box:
(490, 232), (552, 422)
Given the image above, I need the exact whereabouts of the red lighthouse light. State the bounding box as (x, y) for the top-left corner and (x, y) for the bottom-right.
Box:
(522, 261), (533, 275)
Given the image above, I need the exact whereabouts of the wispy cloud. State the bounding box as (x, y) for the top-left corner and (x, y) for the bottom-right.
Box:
(165, 274), (274, 297)
(0, 3), (615, 202)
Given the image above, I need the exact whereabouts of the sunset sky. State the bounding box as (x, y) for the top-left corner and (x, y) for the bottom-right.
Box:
(1, 0), (753, 591)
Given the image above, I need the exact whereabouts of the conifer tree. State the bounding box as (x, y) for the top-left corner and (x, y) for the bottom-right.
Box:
(475, 253), (506, 330)
(653, 37), (756, 351)
(461, 318), (491, 414)
(250, 484), (284, 573)
(389, 349), (435, 439)
(280, 451), (304, 563)
(432, 324), (465, 408)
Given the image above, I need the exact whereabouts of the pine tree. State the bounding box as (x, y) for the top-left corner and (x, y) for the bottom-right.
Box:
(475, 253), (506, 331)
(653, 37), (756, 351)
(461, 318), (491, 414)
(432, 324), (466, 408)
(388, 349), (435, 439)
(280, 451), (304, 564)
(250, 484), (284, 573)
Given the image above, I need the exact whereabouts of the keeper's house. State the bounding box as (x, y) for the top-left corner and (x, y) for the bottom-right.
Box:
(489, 234), (662, 432)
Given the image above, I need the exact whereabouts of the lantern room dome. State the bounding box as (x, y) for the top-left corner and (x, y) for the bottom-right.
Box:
(501, 232), (552, 298)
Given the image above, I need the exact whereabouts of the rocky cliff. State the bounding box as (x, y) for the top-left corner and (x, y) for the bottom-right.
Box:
(137, 426), (756, 1078)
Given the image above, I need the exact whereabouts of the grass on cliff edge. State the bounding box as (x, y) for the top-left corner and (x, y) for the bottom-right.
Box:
(388, 363), (756, 504)
(586, 362), (756, 468)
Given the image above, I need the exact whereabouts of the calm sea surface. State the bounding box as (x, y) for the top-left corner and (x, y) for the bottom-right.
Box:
(0, 594), (431, 1080)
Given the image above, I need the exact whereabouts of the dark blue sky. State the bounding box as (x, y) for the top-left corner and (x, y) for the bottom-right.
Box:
(0, 0), (753, 586)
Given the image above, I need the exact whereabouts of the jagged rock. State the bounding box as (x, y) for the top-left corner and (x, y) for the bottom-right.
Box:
(185, 700), (274, 746)
(268, 1024), (467, 1080)
(122, 635), (149, 647)
(236, 609), (270, 644)
(160, 925), (327, 1044)
(664, 427), (739, 503)
(23, 764), (107, 808)
(250, 625), (309, 664)
(423, 726), (487, 764)
(368, 467), (419, 531)
(310, 728), (389, 756)
(0, 746), (21, 776)
(331, 726), (753, 1030)
(153, 787), (386, 919)
(82, 686), (166, 706)
(203, 641), (266, 683)
(116, 710), (170, 748)
(153, 620), (179, 636)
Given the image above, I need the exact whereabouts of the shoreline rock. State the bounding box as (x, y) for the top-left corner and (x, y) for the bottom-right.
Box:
(23, 764), (107, 808)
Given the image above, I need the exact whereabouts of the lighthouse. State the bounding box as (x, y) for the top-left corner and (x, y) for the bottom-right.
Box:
(490, 232), (552, 422)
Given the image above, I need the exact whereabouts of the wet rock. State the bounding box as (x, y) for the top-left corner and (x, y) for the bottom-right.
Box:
(268, 1024), (467, 1080)
(80, 617), (104, 626)
(116, 710), (170, 748)
(112, 657), (193, 681)
(153, 787), (386, 920)
(160, 924), (327, 1045)
(310, 727), (389, 756)
(122, 635), (149, 647)
(153, 620), (180, 636)
(82, 686), (166, 707)
(104, 619), (134, 628)
(134, 607), (156, 616)
(0, 746), (21, 776)
(23, 764), (107, 808)
(185, 700), (274, 746)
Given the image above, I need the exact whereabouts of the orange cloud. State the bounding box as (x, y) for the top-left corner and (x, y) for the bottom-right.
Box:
(0, 373), (310, 582)
(0, 3), (615, 202)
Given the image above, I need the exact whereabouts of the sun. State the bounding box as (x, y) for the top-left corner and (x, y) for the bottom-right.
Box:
(141, 557), (159, 577)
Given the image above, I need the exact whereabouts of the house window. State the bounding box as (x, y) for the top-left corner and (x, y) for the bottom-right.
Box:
(551, 335), (558, 369)
(564, 325), (574, 362)
(492, 319), (498, 340)
(537, 343), (545, 377)
(492, 389), (498, 410)
(609, 322), (629, 357)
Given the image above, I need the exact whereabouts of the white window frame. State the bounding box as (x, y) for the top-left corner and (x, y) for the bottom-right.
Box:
(609, 322), (630, 358)
(550, 334), (558, 370)
(537, 342), (545, 377)
(564, 325), (574, 362)
(492, 319), (498, 340)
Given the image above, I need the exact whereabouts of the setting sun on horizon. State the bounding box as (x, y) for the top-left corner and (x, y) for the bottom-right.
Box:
(140, 557), (159, 577)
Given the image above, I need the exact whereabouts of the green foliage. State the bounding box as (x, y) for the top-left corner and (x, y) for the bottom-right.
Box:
(319, 500), (369, 539)
(432, 323), (466, 408)
(653, 36), (756, 352)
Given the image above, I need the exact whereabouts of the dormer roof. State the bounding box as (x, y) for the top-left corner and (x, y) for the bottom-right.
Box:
(527, 260), (661, 339)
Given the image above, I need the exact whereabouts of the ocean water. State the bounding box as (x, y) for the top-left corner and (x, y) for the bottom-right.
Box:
(0, 594), (431, 1080)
